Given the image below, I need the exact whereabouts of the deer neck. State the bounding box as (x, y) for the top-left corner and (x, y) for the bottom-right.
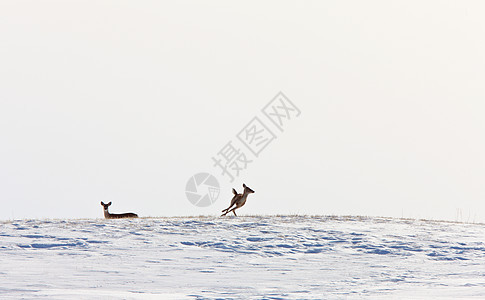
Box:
(241, 191), (250, 201)
(103, 209), (111, 219)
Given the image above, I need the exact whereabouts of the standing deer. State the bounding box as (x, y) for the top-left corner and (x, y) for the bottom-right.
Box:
(100, 201), (138, 219)
(221, 183), (255, 217)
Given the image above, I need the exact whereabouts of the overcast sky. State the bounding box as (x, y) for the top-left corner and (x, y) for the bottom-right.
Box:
(1, 1), (484, 222)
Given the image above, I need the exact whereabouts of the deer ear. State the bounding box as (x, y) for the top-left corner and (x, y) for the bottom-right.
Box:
(243, 183), (247, 188)
(232, 188), (237, 195)
(108, 202), (112, 206)
(100, 201), (104, 205)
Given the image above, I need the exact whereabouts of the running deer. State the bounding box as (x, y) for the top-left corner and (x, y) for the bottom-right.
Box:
(100, 201), (138, 219)
(221, 183), (255, 217)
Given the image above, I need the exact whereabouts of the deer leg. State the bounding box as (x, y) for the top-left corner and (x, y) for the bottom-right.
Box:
(221, 207), (232, 216)
(222, 202), (237, 216)
(221, 205), (233, 213)
(225, 207), (238, 216)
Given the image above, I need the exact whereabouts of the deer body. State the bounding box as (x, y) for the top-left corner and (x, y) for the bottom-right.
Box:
(101, 202), (138, 219)
(221, 184), (255, 217)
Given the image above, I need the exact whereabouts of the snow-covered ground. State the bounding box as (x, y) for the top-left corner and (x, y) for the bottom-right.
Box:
(1, 216), (484, 299)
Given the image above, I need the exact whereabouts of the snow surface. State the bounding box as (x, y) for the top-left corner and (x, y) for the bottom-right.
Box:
(1, 216), (484, 299)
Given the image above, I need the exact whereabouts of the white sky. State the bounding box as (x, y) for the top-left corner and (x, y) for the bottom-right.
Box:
(1, 1), (484, 222)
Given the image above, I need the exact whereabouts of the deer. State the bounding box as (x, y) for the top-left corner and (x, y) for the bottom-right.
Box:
(221, 183), (255, 217)
(100, 201), (138, 219)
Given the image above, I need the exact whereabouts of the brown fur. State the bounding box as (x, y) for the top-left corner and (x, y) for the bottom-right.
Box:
(221, 184), (255, 217)
(101, 201), (138, 219)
